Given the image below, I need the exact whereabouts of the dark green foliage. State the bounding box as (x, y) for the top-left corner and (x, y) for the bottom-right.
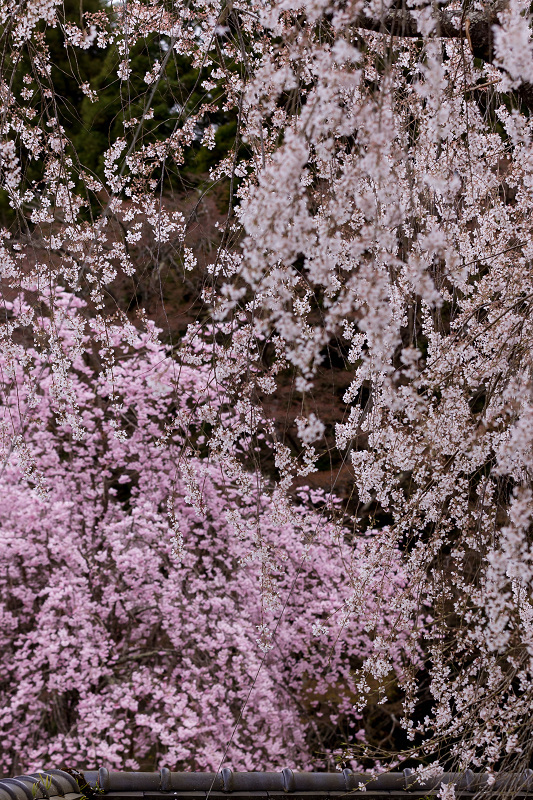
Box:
(74, 32), (240, 185)
(1, 3), (241, 226)
(0, 0), (104, 226)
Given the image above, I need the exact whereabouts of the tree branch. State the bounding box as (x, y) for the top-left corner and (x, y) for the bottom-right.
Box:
(352, 2), (508, 58)
(352, 1), (533, 110)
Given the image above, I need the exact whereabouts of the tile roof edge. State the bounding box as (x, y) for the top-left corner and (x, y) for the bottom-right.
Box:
(1, 770), (532, 797)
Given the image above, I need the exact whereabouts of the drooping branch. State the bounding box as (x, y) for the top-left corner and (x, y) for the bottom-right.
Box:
(351, 1), (504, 56)
(352, 0), (533, 110)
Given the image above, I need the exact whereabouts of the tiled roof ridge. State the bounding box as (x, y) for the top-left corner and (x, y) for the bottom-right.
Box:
(1, 769), (532, 800)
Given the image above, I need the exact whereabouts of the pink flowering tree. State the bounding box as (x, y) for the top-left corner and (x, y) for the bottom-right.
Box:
(0, 288), (411, 773)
